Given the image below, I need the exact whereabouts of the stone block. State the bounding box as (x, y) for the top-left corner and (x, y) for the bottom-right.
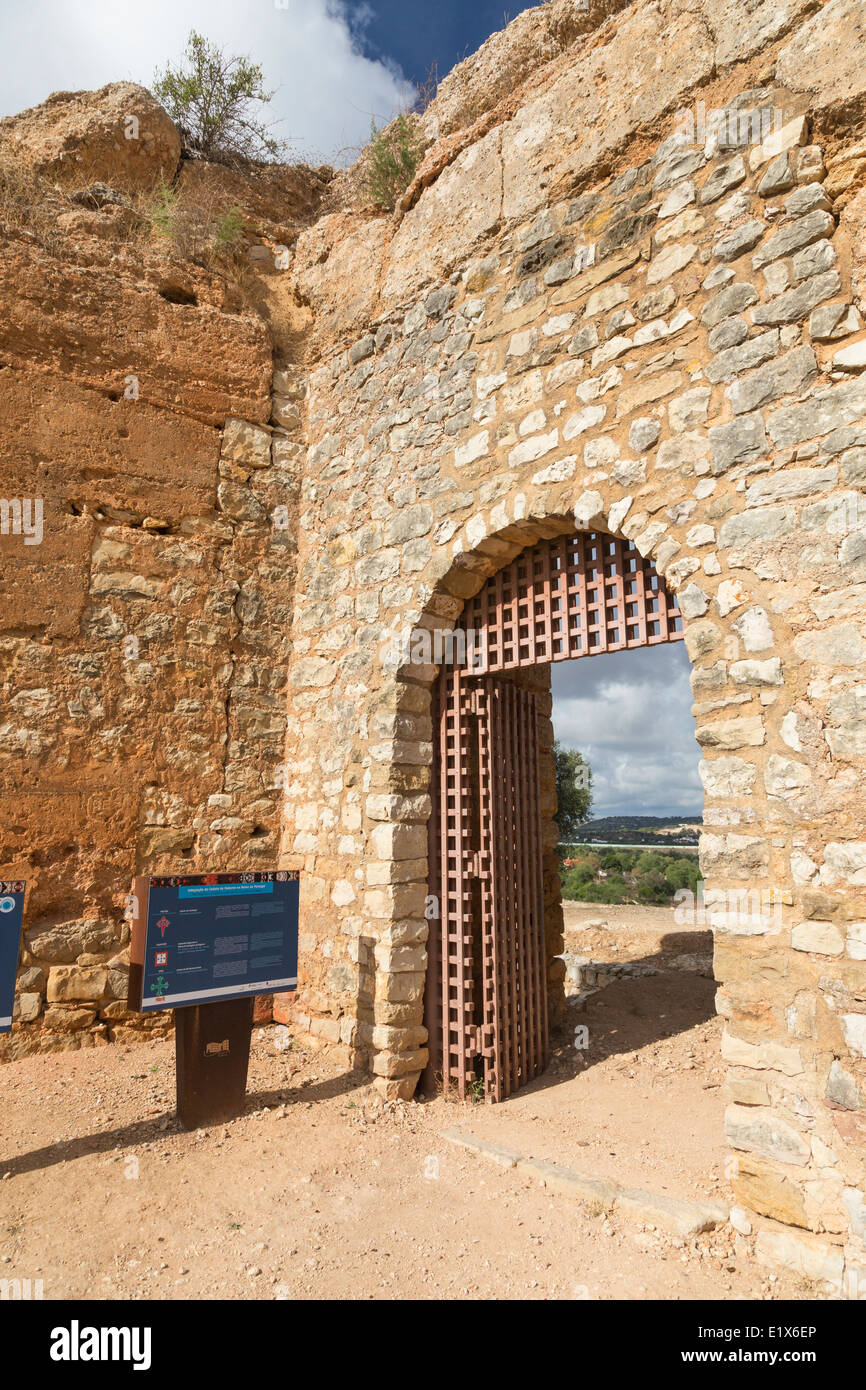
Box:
(47, 966), (109, 1003)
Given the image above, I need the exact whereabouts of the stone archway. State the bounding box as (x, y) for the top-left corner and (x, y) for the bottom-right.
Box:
(419, 523), (684, 1102)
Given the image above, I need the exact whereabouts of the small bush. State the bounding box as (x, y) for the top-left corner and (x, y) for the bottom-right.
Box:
(360, 114), (423, 211)
(148, 178), (178, 237)
(214, 205), (244, 250)
(0, 161), (69, 253)
(146, 176), (246, 269)
(152, 30), (284, 165)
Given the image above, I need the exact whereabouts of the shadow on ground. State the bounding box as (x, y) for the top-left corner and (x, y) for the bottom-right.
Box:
(0, 1068), (368, 1179)
(528, 929), (717, 1097)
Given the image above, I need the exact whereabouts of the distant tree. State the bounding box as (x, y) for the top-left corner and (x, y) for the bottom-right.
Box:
(664, 855), (701, 895)
(152, 30), (284, 164)
(553, 740), (592, 840)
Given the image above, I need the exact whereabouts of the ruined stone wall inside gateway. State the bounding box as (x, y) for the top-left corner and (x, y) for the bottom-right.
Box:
(3, 0), (866, 1292)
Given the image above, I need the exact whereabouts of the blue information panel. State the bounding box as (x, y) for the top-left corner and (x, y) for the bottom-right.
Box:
(0, 881), (26, 1033)
(130, 872), (299, 1012)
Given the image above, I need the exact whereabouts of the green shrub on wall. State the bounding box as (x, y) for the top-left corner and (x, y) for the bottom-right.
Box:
(360, 114), (424, 211)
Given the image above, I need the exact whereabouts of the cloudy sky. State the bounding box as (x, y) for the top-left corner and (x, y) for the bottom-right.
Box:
(551, 643), (702, 820)
(0, 0), (538, 162)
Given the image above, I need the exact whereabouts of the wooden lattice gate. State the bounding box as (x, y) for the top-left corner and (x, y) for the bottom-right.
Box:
(423, 531), (683, 1101)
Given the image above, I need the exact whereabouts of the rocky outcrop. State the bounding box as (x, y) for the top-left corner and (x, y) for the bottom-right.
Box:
(0, 113), (297, 1056)
(0, 82), (180, 193)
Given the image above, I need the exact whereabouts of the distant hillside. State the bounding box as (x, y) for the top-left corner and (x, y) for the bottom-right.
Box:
(563, 814), (702, 847)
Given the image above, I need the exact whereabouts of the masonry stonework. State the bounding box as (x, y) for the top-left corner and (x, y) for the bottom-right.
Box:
(3, 0), (866, 1293)
(279, 88), (866, 1291)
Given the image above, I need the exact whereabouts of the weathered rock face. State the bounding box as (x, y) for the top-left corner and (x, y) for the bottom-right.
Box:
(177, 159), (333, 254)
(0, 238), (272, 428)
(0, 129), (302, 1055)
(420, 0), (635, 140)
(3, 0), (866, 1291)
(0, 83), (180, 193)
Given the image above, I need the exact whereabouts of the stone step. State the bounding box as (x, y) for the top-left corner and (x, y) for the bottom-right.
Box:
(442, 1127), (728, 1237)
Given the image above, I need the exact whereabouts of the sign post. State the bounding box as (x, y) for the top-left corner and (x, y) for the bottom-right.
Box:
(128, 871), (299, 1129)
(0, 881), (26, 1034)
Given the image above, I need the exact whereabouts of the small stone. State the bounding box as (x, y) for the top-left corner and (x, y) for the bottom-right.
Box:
(757, 153), (794, 197)
(796, 146), (825, 184)
(701, 281), (758, 328)
(569, 323), (599, 355)
(810, 302), (860, 342)
(703, 265), (735, 291)
(679, 583), (710, 618)
(221, 418), (271, 469)
(753, 271), (841, 327)
(635, 284), (676, 321)
(669, 386), (711, 432)
(752, 209), (835, 270)
(784, 182), (832, 217)
(767, 372), (866, 447)
(748, 114), (809, 172)
(707, 317), (749, 352)
(833, 340), (866, 372)
(826, 1060), (864, 1111)
(658, 180), (695, 219)
(424, 285), (457, 318)
(706, 329), (779, 384)
(714, 219), (765, 263)
(792, 239), (836, 283)
(646, 241), (697, 285)
(708, 413), (768, 473)
(791, 920), (844, 956)
(699, 155), (747, 205)
(726, 346), (817, 415)
(629, 417), (661, 451)
(349, 335), (375, 364)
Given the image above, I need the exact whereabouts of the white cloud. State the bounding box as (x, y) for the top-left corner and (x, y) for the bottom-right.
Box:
(0, 0), (412, 163)
(550, 642), (702, 818)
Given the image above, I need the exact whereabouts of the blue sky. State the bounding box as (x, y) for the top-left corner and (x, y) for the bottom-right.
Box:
(347, 1), (537, 92)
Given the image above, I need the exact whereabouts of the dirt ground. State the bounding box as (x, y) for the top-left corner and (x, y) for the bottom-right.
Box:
(0, 904), (817, 1301)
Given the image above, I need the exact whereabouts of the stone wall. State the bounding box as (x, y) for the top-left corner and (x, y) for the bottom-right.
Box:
(279, 71), (866, 1287)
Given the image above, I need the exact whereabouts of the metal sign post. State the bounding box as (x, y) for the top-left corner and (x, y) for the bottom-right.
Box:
(174, 997), (255, 1129)
(0, 881), (26, 1034)
(128, 871), (299, 1129)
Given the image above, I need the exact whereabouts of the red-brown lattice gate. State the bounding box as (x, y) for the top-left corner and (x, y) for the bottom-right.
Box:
(423, 531), (683, 1101)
